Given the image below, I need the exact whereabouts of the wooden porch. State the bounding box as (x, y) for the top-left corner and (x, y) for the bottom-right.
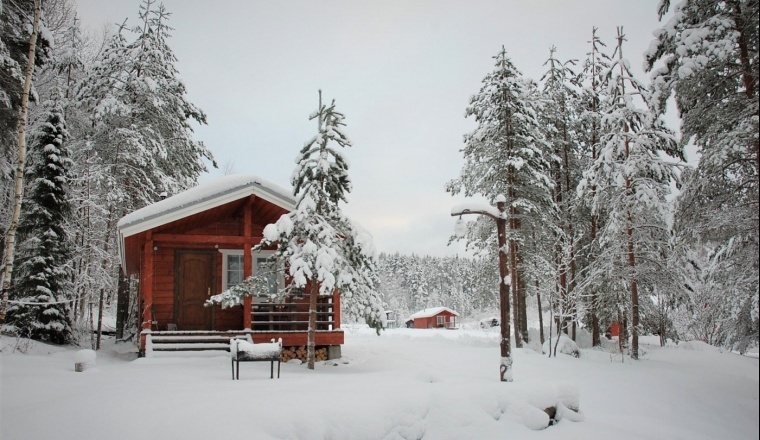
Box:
(141, 298), (344, 358)
(144, 329), (344, 355)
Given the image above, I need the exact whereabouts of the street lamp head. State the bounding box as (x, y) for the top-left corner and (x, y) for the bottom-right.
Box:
(454, 216), (468, 238)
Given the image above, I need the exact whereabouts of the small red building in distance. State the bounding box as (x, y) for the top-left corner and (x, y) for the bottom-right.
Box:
(405, 307), (460, 329)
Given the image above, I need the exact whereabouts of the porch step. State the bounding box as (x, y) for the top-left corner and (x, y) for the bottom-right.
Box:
(148, 332), (248, 354)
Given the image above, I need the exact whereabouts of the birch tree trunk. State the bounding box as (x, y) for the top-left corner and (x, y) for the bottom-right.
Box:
(0, 0), (42, 324)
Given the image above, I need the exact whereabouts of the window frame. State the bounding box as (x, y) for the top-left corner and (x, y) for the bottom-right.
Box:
(219, 249), (244, 292)
(252, 250), (284, 298)
(218, 249), (285, 301)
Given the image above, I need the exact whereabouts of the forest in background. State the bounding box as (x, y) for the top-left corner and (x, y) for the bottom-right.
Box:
(1, 0), (757, 358)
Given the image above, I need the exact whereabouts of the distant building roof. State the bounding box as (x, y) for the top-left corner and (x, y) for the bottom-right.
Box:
(408, 307), (459, 320)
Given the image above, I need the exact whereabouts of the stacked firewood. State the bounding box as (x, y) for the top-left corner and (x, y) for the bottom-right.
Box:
(280, 346), (328, 362)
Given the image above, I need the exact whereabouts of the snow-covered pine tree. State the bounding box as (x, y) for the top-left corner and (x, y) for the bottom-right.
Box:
(71, 0), (214, 342)
(75, 0), (214, 207)
(69, 25), (131, 338)
(25, 0), (84, 126)
(374, 253), (495, 321)
(6, 93), (74, 344)
(50, 5), (84, 101)
(406, 255), (430, 310)
(0, 0), (51, 326)
(540, 46), (583, 341)
(578, 28), (682, 360)
(256, 91), (384, 369)
(672, 168), (759, 350)
(646, 0), (759, 351)
(447, 47), (554, 348)
(576, 27), (613, 347)
(125, 1), (213, 192)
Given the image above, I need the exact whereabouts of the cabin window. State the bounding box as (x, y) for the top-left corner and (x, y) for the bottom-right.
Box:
(218, 249), (284, 299)
(252, 250), (284, 301)
(219, 250), (244, 291)
(437, 316), (444, 325)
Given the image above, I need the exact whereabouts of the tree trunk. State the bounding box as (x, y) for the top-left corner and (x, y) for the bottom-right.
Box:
(509, 235), (522, 348)
(589, 27), (602, 348)
(95, 208), (115, 349)
(627, 212), (639, 360)
(531, 230), (545, 345)
(115, 268), (129, 339)
(519, 268), (528, 343)
(507, 196), (522, 348)
(618, 28), (639, 361)
(503, 82), (522, 350)
(96, 287), (105, 349)
(0, 0), (42, 325)
(307, 280), (318, 370)
(496, 203), (512, 382)
(536, 278), (544, 344)
(617, 308), (624, 357)
(730, 0), (760, 192)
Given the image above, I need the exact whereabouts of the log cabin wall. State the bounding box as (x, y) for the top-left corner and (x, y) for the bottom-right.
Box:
(151, 246), (175, 328)
(146, 210), (270, 331)
(413, 311), (458, 329)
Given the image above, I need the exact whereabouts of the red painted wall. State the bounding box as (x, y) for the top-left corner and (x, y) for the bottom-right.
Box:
(609, 321), (620, 337)
(412, 311), (458, 329)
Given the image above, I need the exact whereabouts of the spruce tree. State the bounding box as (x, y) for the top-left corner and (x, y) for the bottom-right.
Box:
(256, 91), (384, 369)
(447, 47), (554, 348)
(0, 0), (51, 326)
(576, 27), (612, 347)
(578, 28), (682, 360)
(7, 94), (73, 344)
(540, 46), (582, 341)
(646, 0), (759, 351)
(71, 0), (214, 341)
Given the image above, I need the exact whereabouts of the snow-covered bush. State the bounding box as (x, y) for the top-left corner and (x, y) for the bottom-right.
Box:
(74, 349), (96, 372)
(543, 334), (580, 358)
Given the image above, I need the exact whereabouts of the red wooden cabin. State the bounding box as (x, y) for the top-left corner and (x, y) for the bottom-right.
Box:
(607, 321), (621, 338)
(117, 175), (343, 357)
(405, 307), (459, 329)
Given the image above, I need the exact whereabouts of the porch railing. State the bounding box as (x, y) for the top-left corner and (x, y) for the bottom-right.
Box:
(251, 297), (336, 331)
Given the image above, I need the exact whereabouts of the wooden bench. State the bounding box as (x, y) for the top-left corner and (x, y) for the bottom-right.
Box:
(230, 337), (282, 380)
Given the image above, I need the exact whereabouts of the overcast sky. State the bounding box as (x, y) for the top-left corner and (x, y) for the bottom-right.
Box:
(74, 0), (671, 257)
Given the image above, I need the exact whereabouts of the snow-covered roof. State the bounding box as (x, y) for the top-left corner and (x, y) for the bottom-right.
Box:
(408, 307), (459, 320)
(118, 174), (294, 238)
(117, 175), (295, 268)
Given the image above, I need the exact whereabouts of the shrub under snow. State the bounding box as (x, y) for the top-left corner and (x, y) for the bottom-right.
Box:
(543, 334), (580, 358)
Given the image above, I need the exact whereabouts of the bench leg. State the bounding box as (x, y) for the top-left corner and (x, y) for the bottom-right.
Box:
(236, 359), (240, 380)
(231, 359), (234, 380)
(270, 360), (274, 379)
(277, 360), (281, 379)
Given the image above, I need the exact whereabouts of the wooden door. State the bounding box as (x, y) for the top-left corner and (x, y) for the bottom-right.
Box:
(176, 251), (214, 330)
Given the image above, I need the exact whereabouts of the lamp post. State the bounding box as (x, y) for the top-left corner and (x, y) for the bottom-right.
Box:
(452, 194), (513, 382)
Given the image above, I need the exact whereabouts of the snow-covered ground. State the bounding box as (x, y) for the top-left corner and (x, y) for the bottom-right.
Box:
(1, 326), (757, 440)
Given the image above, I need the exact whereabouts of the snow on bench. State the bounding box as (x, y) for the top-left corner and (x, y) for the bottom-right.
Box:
(230, 338), (282, 379)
